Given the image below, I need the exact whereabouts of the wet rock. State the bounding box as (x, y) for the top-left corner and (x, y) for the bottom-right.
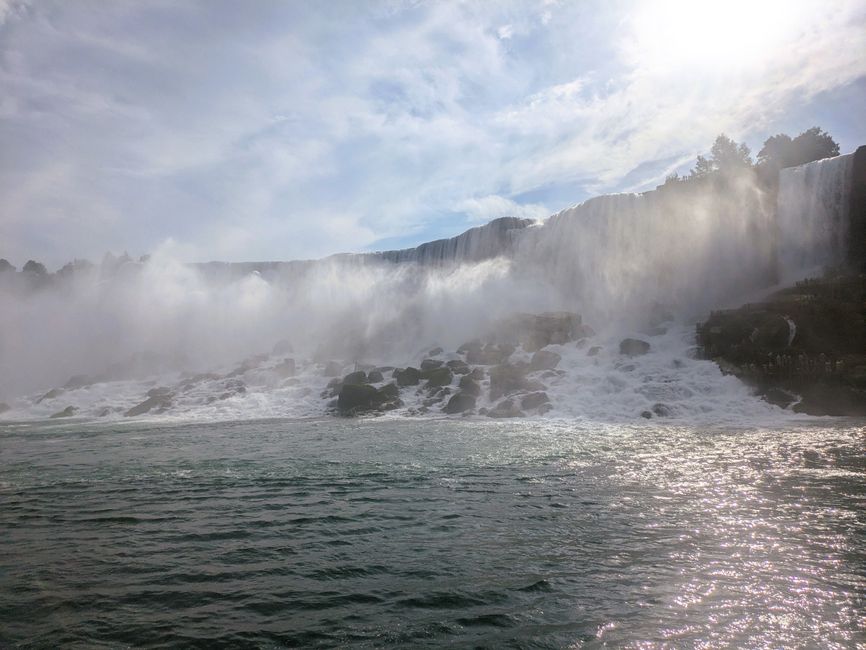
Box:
(337, 383), (401, 416)
(428, 346), (444, 357)
(489, 363), (544, 401)
(469, 367), (486, 380)
(446, 359), (470, 374)
(574, 324), (596, 339)
(323, 361), (343, 377)
(420, 359), (444, 371)
(529, 350), (561, 371)
(762, 387), (798, 409)
(64, 375), (93, 390)
(587, 346), (602, 357)
(457, 339), (482, 355)
(640, 410), (653, 419)
(96, 406), (112, 417)
(50, 406), (78, 419)
(466, 343), (514, 365)
(323, 378), (343, 398)
(458, 375), (481, 397)
(520, 392), (550, 410)
(619, 338), (650, 357)
(367, 370), (384, 383)
(37, 388), (64, 403)
(487, 398), (524, 418)
(651, 403), (672, 417)
(501, 311), (583, 352)
(374, 366), (394, 374)
(271, 339), (293, 356)
(393, 367), (421, 386)
(537, 403), (553, 415)
(272, 358), (296, 378)
(343, 370), (368, 385)
(443, 392), (476, 414)
(125, 394), (173, 417)
(424, 367), (453, 388)
(146, 386), (172, 398)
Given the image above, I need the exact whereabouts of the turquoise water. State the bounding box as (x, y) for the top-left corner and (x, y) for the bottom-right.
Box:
(1, 417), (864, 648)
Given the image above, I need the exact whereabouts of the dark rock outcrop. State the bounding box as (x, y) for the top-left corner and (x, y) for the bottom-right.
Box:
(125, 394), (173, 417)
(337, 382), (401, 416)
(529, 350), (561, 371)
(37, 388), (64, 403)
(619, 338), (650, 357)
(487, 398), (524, 418)
(420, 359), (444, 371)
(697, 273), (866, 416)
(458, 375), (481, 397)
(443, 392), (476, 414)
(50, 406), (77, 418)
(342, 370), (368, 385)
(489, 363), (545, 401)
(393, 367), (421, 386)
(520, 392), (550, 410)
(423, 367), (453, 388)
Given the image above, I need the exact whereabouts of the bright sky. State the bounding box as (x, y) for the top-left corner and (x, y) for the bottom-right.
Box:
(1, 0), (865, 267)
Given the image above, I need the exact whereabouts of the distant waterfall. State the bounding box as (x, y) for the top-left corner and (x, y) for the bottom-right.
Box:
(776, 153), (854, 283)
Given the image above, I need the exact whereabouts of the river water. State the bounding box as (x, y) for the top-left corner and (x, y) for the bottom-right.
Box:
(1, 417), (864, 648)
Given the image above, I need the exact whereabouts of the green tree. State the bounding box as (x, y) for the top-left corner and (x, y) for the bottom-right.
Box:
(691, 134), (752, 177)
(757, 127), (839, 170)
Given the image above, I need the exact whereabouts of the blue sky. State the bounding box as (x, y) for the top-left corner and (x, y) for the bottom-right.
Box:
(1, 0), (865, 267)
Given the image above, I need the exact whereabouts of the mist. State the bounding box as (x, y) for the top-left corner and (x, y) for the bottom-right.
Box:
(0, 154), (852, 407)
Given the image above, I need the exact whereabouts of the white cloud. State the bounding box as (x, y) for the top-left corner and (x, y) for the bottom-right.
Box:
(457, 195), (549, 222)
(0, 0), (864, 267)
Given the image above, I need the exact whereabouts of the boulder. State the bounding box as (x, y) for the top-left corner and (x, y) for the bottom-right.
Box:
(619, 338), (650, 356)
(125, 394), (173, 417)
(587, 346), (602, 357)
(342, 370), (368, 385)
(37, 388), (64, 403)
(64, 375), (93, 390)
(446, 359), (471, 374)
(762, 387), (798, 409)
(428, 346), (444, 356)
(457, 339), (482, 355)
(469, 367), (486, 380)
(367, 370), (384, 383)
(537, 403), (553, 415)
(50, 406), (78, 419)
(489, 363), (543, 400)
(651, 403), (672, 417)
(393, 367), (421, 386)
(467, 343), (514, 365)
(271, 339), (293, 356)
(272, 358), (296, 378)
(529, 350), (561, 371)
(420, 359), (444, 371)
(443, 392), (476, 414)
(487, 398), (524, 418)
(458, 375), (481, 397)
(520, 392), (550, 410)
(337, 383), (401, 416)
(424, 367), (453, 388)
(503, 311), (583, 352)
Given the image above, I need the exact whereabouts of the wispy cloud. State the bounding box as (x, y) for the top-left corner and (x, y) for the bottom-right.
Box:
(0, 0), (864, 267)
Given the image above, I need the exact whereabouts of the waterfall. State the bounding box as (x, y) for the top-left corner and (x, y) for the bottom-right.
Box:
(776, 153), (854, 283)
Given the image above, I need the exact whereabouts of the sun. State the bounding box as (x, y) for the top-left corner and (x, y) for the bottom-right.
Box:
(626, 0), (801, 73)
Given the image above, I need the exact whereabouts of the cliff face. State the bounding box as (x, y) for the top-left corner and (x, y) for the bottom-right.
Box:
(697, 147), (866, 416)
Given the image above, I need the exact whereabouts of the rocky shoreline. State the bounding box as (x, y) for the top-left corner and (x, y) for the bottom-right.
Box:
(697, 272), (866, 415)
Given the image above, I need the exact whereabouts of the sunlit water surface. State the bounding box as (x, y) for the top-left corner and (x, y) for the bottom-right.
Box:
(1, 417), (864, 648)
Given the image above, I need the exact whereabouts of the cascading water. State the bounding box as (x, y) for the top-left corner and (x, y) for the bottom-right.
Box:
(776, 153), (854, 282)
(0, 152), (859, 422)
